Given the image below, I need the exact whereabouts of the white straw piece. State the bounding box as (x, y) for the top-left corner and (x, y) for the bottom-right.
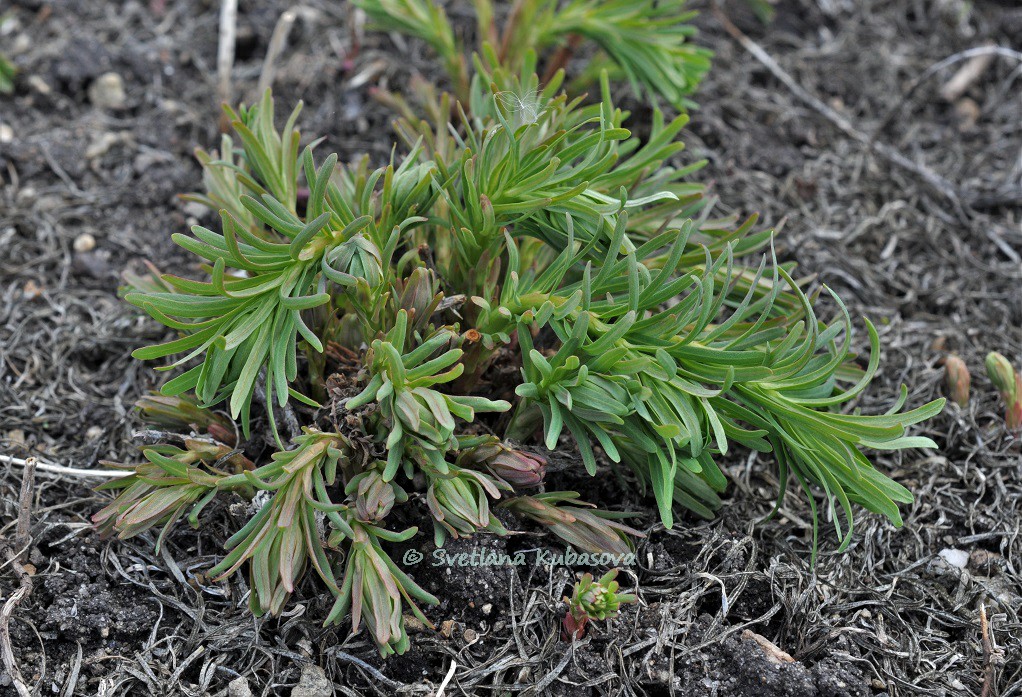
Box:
(0, 454), (129, 479)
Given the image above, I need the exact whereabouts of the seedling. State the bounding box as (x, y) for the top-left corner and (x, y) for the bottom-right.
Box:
(986, 352), (1021, 430)
(563, 569), (636, 639)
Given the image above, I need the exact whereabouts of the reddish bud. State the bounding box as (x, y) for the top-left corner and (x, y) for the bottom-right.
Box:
(944, 355), (970, 407)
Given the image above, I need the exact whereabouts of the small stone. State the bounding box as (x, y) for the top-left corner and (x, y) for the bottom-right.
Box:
(12, 29), (29, 51)
(481, 603), (493, 616)
(954, 98), (980, 132)
(85, 426), (103, 440)
(88, 72), (126, 110)
(228, 676), (254, 697)
(22, 279), (43, 300)
(463, 628), (478, 643)
(74, 233), (97, 252)
(742, 630), (794, 665)
(440, 619), (456, 638)
(938, 548), (969, 570)
(0, 124), (12, 144)
(27, 75), (50, 95)
(182, 201), (208, 219)
(133, 150), (171, 174)
(85, 134), (117, 160)
(403, 614), (426, 633)
(291, 665), (331, 697)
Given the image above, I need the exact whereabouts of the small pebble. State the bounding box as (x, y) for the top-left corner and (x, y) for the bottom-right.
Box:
(227, 676), (254, 697)
(481, 603), (492, 616)
(13, 34), (31, 54)
(0, 124), (12, 144)
(463, 628), (478, 643)
(954, 97), (980, 132)
(182, 201), (207, 219)
(85, 132), (126, 160)
(27, 75), (50, 95)
(938, 548), (969, 570)
(290, 664), (331, 697)
(85, 426), (103, 440)
(74, 233), (96, 252)
(88, 72), (126, 110)
(22, 279), (43, 300)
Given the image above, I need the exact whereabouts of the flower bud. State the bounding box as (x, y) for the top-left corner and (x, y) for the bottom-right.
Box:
(503, 494), (642, 556)
(1010, 373), (1022, 431)
(329, 235), (383, 288)
(207, 422), (238, 447)
(944, 355), (970, 407)
(986, 352), (1017, 399)
(399, 267), (440, 326)
(458, 439), (546, 489)
(489, 449), (546, 488)
(136, 393), (229, 432)
(336, 312), (364, 351)
(426, 468), (506, 542)
(352, 470), (397, 522)
(986, 352), (1021, 430)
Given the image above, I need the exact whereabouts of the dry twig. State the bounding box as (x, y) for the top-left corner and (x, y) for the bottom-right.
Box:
(0, 454), (127, 480)
(979, 604), (1001, 697)
(13, 457), (35, 559)
(0, 538), (34, 697)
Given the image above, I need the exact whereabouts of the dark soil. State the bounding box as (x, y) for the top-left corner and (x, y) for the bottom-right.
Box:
(2, 0), (1020, 695)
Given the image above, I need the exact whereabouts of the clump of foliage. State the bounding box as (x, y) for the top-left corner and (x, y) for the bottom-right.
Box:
(562, 569), (636, 639)
(355, 0), (710, 113)
(96, 2), (943, 657)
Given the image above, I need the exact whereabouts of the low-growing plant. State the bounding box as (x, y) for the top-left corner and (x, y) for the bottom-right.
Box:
(562, 568), (636, 639)
(96, 3), (944, 657)
(355, 0), (710, 112)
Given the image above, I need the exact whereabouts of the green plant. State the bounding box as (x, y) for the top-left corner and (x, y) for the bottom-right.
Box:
(97, 6), (943, 658)
(562, 568), (636, 639)
(986, 352), (1021, 430)
(355, 0), (710, 113)
(0, 53), (14, 94)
